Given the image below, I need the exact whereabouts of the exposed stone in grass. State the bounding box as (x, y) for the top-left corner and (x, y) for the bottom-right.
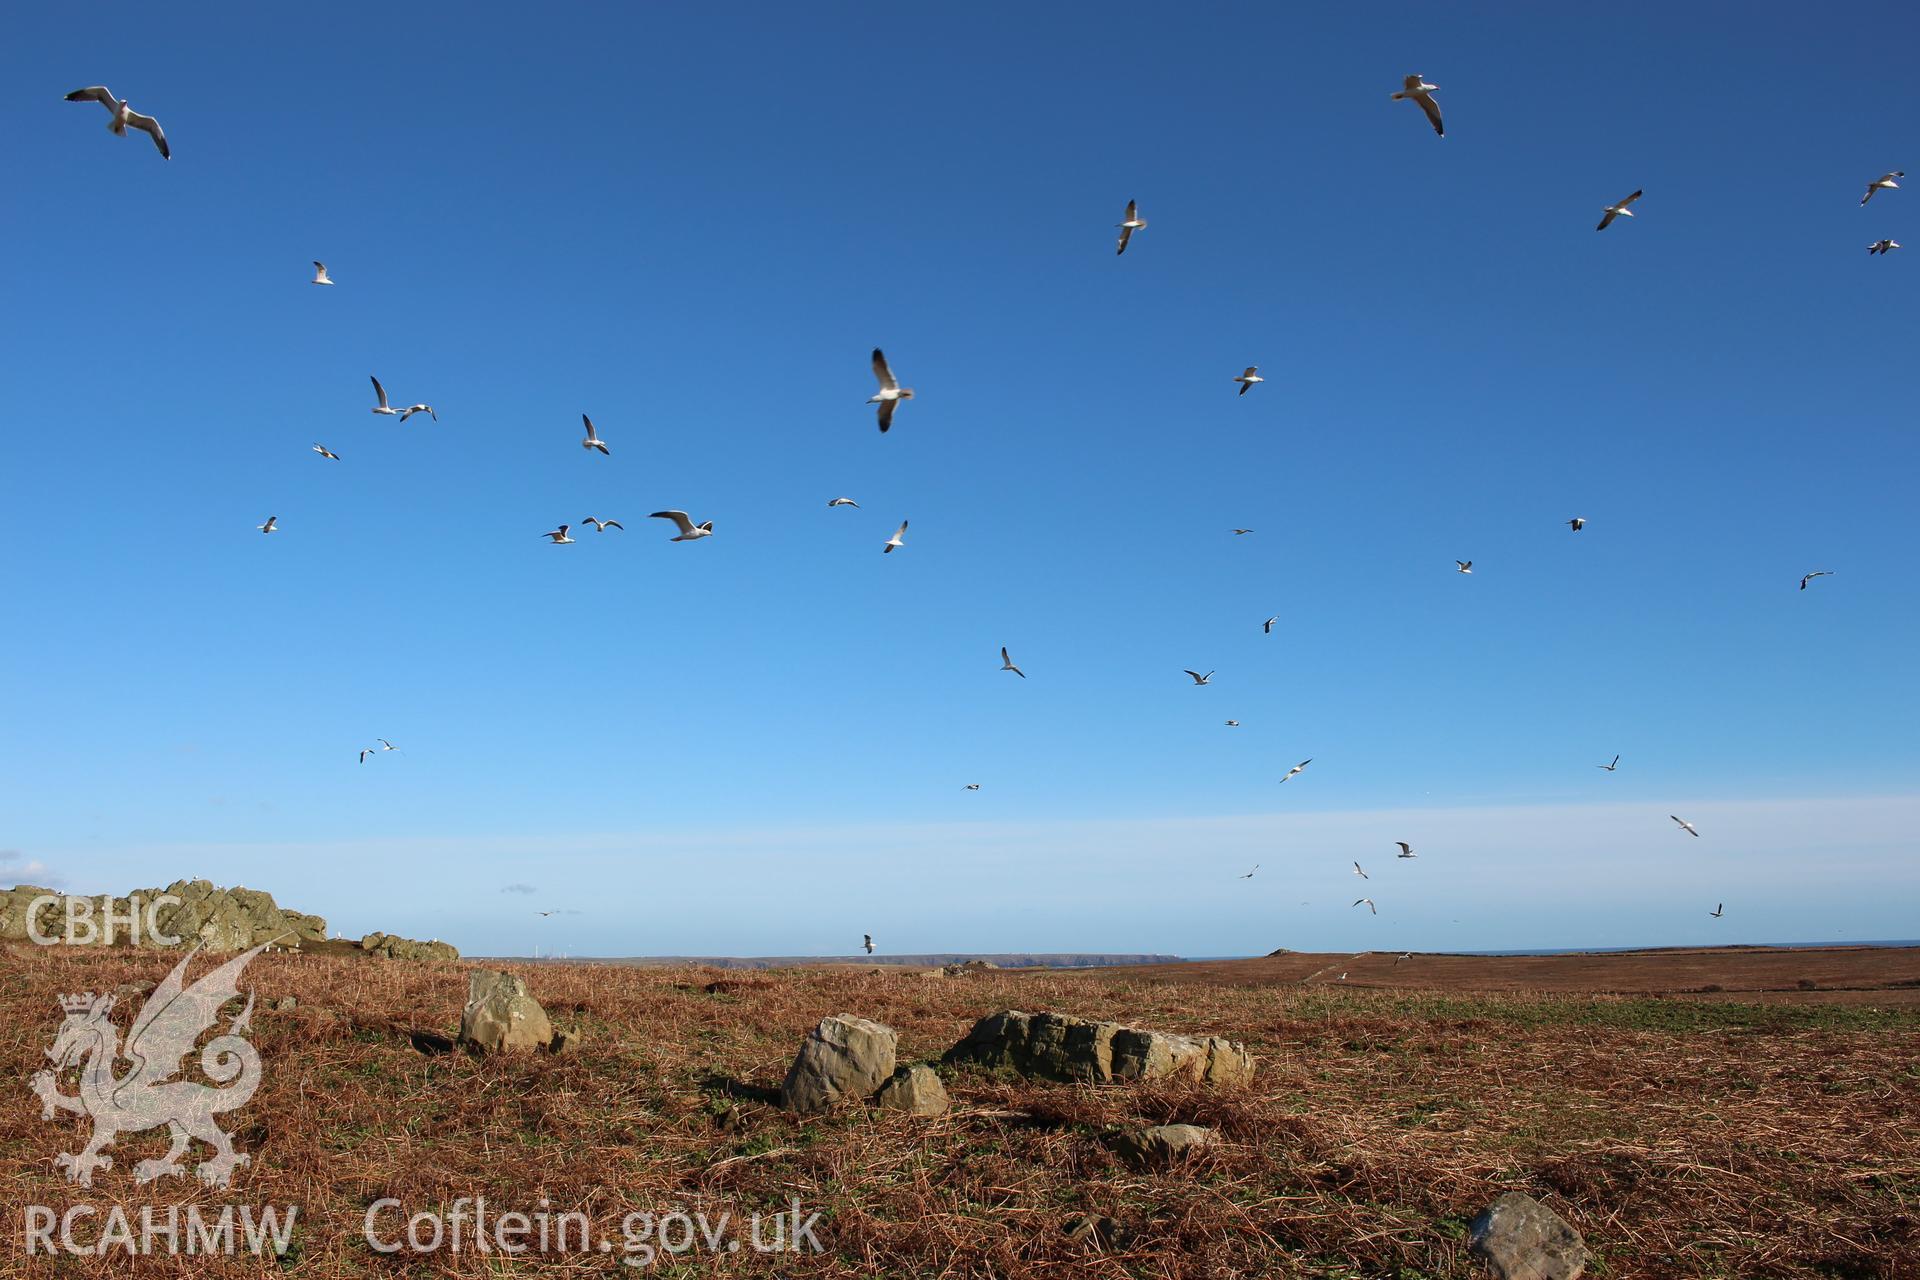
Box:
(944, 1010), (1254, 1085)
(1468, 1191), (1588, 1280)
(1109, 1123), (1216, 1169)
(781, 1014), (897, 1114)
(873, 1063), (950, 1116)
(458, 970), (555, 1055)
(1062, 1213), (1128, 1248)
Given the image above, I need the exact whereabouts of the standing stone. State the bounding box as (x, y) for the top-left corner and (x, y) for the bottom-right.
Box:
(458, 970), (555, 1055)
(781, 1014), (897, 1114)
(873, 1063), (950, 1116)
(1468, 1192), (1589, 1280)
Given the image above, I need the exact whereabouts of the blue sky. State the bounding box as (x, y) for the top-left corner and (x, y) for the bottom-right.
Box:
(3, 3), (1915, 957)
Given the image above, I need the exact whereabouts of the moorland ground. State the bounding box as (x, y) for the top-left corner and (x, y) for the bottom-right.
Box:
(3, 945), (1916, 1278)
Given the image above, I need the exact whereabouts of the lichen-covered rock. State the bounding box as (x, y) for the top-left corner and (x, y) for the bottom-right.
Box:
(781, 1014), (897, 1114)
(458, 970), (555, 1055)
(873, 1063), (950, 1116)
(944, 1010), (1254, 1086)
(1469, 1192), (1588, 1280)
(0, 880), (340, 953)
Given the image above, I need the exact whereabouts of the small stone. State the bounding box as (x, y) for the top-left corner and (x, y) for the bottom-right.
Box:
(1109, 1123), (1216, 1169)
(548, 1027), (581, 1054)
(873, 1063), (950, 1116)
(1063, 1214), (1127, 1249)
(1468, 1192), (1589, 1280)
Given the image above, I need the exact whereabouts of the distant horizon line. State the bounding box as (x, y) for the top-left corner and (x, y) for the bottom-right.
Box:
(482, 939), (1920, 964)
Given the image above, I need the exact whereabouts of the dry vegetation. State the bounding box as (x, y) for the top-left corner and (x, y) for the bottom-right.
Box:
(3, 947), (1918, 1278)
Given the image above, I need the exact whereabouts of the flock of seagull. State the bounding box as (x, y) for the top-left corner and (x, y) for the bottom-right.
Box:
(59, 71), (1898, 949)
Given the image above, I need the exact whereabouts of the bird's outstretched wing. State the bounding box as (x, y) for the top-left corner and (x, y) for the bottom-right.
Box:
(872, 348), (897, 392)
(1115, 224), (1133, 256)
(126, 110), (169, 159)
(370, 376), (389, 409)
(1415, 92), (1444, 137)
(650, 511), (696, 535)
(877, 399), (896, 432)
(65, 85), (118, 110)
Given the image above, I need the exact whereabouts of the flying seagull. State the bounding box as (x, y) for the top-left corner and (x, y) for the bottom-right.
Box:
(1232, 528), (1255, 536)
(964, 783), (981, 791)
(1263, 617), (1277, 634)
(1394, 951), (1412, 965)
(1671, 815), (1700, 838)
(863, 934), (875, 955)
(1390, 75), (1443, 137)
(257, 516), (278, 534)
(1456, 560), (1473, 574)
(868, 349), (914, 433)
(1184, 669), (1214, 686)
(1861, 171), (1903, 206)
(1709, 903), (1724, 919)
(377, 739), (397, 753)
(311, 262), (334, 286)
(370, 376), (399, 417)
(1597, 190), (1643, 231)
(1868, 239), (1901, 255)
(537, 910), (559, 918)
(312, 444), (340, 461)
(359, 748), (374, 764)
(1224, 720), (1241, 727)
(883, 520), (908, 553)
(1234, 367), (1264, 395)
(577, 517), (620, 534)
(651, 511), (714, 542)
(1394, 842), (1416, 859)
(1280, 758), (1312, 783)
(581, 414), (610, 455)
(1567, 517), (1586, 532)
(1000, 647), (1026, 678)
(540, 525), (576, 544)
(64, 86), (169, 159)
(1353, 898), (1377, 915)
(827, 497), (859, 508)
(1238, 865), (1259, 879)
(1799, 571), (1833, 590)
(1597, 754), (1620, 772)
(1115, 199), (1147, 255)
(1353, 861), (1369, 880)
(398, 402), (436, 424)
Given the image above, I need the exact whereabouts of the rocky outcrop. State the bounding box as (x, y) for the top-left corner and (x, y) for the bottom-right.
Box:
(458, 970), (556, 1055)
(943, 1010), (1254, 1086)
(1110, 1123), (1216, 1168)
(0, 880), (454, 960)
(360, 932), (459, 963)
(781, 1014), (898, 1115)
(1469, 1192), (1589, 1280)
(873, 1063), (950, 1116)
